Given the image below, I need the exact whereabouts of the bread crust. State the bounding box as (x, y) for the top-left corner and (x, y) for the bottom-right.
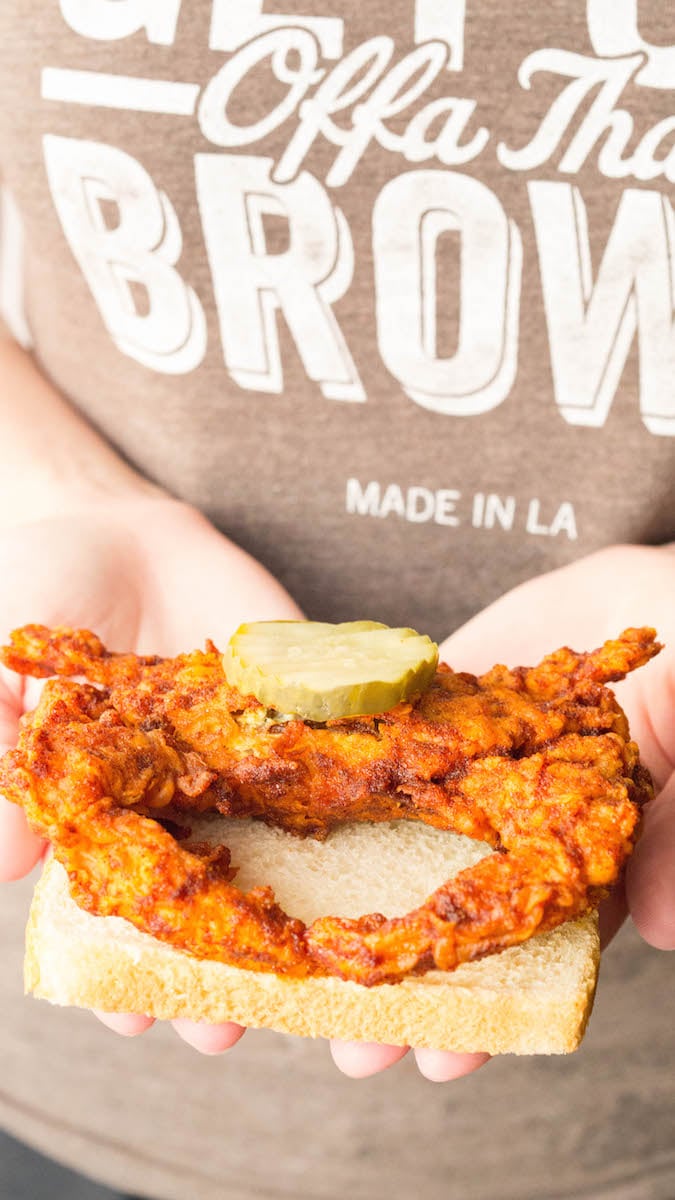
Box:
(26, 858), (599, 1055)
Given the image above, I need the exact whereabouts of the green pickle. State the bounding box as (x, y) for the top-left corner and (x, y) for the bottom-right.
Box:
(222, 620), (439, 721)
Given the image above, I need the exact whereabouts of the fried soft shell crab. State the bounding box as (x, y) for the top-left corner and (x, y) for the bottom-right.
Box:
(0, 624), (659, 987)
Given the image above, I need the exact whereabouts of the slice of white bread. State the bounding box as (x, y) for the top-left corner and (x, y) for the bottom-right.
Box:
(25, 817), (600, 1054)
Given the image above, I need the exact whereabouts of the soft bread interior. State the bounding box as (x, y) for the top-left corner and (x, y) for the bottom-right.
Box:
(187, 815), (492, 922)
(25, 819), (600, 1055)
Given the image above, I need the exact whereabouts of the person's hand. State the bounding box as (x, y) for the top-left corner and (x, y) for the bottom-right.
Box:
(0, 492), (303, 1054)
(330, 544), (675, 1080)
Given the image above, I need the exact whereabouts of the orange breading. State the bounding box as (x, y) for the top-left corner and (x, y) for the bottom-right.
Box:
(0, 625), (659, 986)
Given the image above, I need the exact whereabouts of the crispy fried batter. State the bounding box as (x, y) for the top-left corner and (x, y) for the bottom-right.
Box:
(0, 625), (660, 985)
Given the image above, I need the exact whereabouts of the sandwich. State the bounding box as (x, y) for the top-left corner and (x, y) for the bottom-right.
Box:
(0, 620), (660, 1055)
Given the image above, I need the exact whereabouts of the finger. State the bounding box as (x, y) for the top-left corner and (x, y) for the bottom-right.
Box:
(413, 1048), (490, 1082)
(329, 1039), (409, 1078)
(0, 672), (49, 879)
(1, 673), (45, 879)
(0, 793), (47, 880)
(626, 775), (675, 950)
(170, 1018), (246, 1055)
(93, 1010), (155, 1037)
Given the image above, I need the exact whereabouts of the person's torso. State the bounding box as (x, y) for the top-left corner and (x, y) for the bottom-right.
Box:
(0, 1), (673, 639)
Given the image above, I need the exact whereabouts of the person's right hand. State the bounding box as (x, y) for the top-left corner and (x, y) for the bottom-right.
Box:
(0, 490), (303, 1048)
(331, 544), (675, 1080)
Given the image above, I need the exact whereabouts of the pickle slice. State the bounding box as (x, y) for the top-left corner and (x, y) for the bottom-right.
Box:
(222, 620), (438, 721)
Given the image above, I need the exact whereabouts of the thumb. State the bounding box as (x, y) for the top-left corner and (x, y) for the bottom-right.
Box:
(626, 771), (675, 951)
(0, 674), (46, 880)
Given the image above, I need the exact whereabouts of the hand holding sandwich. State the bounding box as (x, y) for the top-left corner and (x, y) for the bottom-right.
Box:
(0, 493), (293, 1018)
(331, 544), (675, 1078)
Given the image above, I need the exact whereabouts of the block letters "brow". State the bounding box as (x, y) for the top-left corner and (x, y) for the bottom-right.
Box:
(530, 181), (675, 437)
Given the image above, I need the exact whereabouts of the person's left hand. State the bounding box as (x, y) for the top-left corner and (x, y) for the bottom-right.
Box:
(330, 544), (675, 1081)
